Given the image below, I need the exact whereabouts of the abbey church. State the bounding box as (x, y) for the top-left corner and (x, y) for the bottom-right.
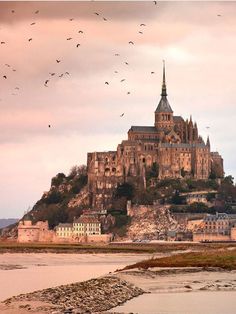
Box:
(87, 63), (224, 208)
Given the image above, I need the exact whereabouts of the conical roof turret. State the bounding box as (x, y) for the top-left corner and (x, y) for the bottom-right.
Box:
(155, 60), (173, 113)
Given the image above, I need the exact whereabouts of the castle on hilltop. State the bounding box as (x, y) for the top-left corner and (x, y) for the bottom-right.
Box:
(87, 62), (224, 209)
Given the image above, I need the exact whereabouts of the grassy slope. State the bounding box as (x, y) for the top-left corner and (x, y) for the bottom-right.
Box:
(122, 248), (236, 270)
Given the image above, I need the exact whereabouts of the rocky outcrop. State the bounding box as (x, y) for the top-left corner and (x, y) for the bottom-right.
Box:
(3, 276), (144, 313)
(127, 204), (178, 240)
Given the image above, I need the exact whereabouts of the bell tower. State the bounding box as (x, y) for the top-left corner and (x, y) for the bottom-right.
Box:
(155, 61), (174, 131)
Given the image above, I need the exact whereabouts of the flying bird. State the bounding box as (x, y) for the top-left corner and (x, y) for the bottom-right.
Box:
(30, 22), (36, 26)
(78, 30), (83, 33)
(65, 72), (70, 75)
(120, 79), (125, 82)
(28, 38), (33, 42)
(15, 87), (20, 90)
(103, 17), (107, 21)
(59, 74), (64, 78)
(11, 10), (15, 13)
(217, 14), (222, 17)
(1, 41), (6, 44)
(69, 18), (74, 21)
(140, 23), (146, 26)
(56, 59), (61, 63)
(105, 81), (109, 85)
(120, 113), (124, 117)
(125, 62), (129, 65)
(139, 31), (143, 34)
(94, 12), (99, 16)
(44, 80), (49, 87)
(129, 41), (134, 45)
(115, 54), (120, 56)
(76, 43), (81, 47)
(12, 69), (16, 72)
(154, 1), (158, 5)
(35, 10), (39, 14)
(67, 37), (72, 40)
(5, 64), (10, 67)
(127, 92), (131, 95)
(114, 71), (118, 73)
(3, 75), (7, 79)
(206, 126), (210, 129)
(48, 124), (51, 128)
(49, 72), (55, 76)
(151, 71), (155, 74)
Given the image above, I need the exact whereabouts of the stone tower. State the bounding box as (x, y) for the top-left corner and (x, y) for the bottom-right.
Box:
(155, 60), (174, 131)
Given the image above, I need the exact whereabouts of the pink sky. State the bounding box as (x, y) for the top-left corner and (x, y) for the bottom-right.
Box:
(0, 1), (236, 218)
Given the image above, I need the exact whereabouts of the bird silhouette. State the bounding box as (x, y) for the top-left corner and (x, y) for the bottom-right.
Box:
(3, 75), (7, 79)
(65, 72), (70, 75)
(120, 79), (125, 82)
(94, 12), (99, 16)
(120, 113), (124, 117)
(30, 22), (36, 26)
(12, 69), (16, 72)
(105, 82), (109, 85)
(44, 80), (49, 87)
(15, 87), (20, 90)
(78, 30), (83, 34)
(217, 14), (222, 17)
(69, 18), (74, 21)
(28, 38), (33, 42)
(76, 43), (81, 47)
(35, 10), (39, 14)
(154, 1), (157, 5)
(1, 41), (6, 44)
(114, 71), (118, 73)
(125, 62), (129, 65)
(140, 23), (146, 26)
(127, 92), (130, 95)
(151, 71), (155, 74)
(56, 60), (61, 63)
(103, 17), (107, 21)
(48, 124), (51, 128)
(115, 54), (120, 56)
(139, 31), (143, 34)
(5, 64), (10, 67)
(11, 10), (15, 13)
(67, 37), (72, 40)
(59, 74), (64, 78)
(49, 72), (56, 76)
(129, 41), (134, 45)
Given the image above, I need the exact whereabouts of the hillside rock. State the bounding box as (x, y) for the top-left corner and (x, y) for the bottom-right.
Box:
(126, 204), (178, 240)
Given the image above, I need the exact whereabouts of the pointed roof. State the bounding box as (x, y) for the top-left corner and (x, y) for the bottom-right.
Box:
(155, 60), (173, 113)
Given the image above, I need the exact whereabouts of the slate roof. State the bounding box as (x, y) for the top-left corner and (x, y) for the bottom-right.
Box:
(129, 126), (157, 133)
(155, 96), (173, 113)
(173, 116), (184, 122)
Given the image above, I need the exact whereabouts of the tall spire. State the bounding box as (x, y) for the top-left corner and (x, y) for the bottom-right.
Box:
(161, 60), (167, 97)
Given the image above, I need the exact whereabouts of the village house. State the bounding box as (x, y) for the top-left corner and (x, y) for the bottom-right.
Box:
(193, 213), (236, 242)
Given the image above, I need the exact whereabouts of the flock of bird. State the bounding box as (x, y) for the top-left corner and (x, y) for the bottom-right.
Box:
(1, 2), (223, 127)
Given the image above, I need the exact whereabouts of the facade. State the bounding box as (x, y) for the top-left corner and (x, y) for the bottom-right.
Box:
(180, 190), (217, 205)
(18, 219), (54, 243)
(87, 62), (224, 209)
(193, 213), (236, 242)
(55, 215), (110, 243)
(56, 223), (73, 238)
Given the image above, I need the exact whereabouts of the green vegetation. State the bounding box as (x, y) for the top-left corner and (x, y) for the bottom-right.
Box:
(122, 248), (236, 271)
(27, 165), (88, 228)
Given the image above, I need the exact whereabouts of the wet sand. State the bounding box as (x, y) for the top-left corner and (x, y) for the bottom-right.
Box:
(0, 253), (151, 301)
